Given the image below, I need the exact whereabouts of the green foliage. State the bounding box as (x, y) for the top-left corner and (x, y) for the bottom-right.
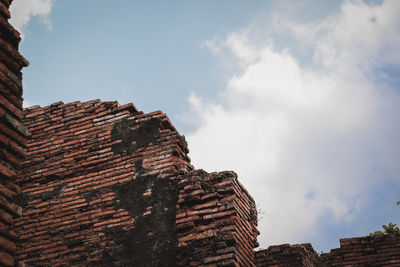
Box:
(369, 222), (400, 237)
(369, 201), (400, 237)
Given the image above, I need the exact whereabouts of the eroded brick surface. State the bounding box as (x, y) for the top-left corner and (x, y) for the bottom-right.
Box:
(255, 243), (318, 267)
(15, 100), (262, 266)
(176, 170), (259, 266)
(320, 234), (400, 266)
(0, 0), (27, 265)
(15, 100), (191, 266)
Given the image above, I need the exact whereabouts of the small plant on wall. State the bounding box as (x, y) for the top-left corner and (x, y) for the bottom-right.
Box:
(369, 202), (400, 236)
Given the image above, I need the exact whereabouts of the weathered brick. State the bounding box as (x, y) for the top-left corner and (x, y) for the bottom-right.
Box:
(0, 251), (13, 266)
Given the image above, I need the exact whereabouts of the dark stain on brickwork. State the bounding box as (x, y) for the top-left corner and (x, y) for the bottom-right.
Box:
(83, 188), (102, 203)
(111, 117), (161, 154)
(66, 239), (84, 249)
(96, 159), (178, 266)
(134, 159), (146, 175)
(41, 174), (62, 184)
(16, 192), (29, 209)
(39, 182), (67, 201)
(18, 182), (67, 208)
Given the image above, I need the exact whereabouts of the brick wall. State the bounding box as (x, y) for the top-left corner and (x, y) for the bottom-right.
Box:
(176, 170), (259, 266)
(320, 234), (400, 266)
(0, 0), (28, 265)
(255, 235), (400, 267)
(15, 100), (261, 266)
(255, 243), (319, 267)
(16, 100), (192, 265)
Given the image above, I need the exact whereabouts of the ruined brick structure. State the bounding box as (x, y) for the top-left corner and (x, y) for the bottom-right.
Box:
(15, 100), (259, 266)
(0, 0), (28, 265)
(1, 0), (400, 266)
(255, 244), (319, 266)
(255, 235), (400, 266)
(176, 170), (259, 266)
(320, 235), (400, 266)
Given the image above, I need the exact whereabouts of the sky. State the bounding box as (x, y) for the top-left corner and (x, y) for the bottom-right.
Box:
(9, 0), (400, 253)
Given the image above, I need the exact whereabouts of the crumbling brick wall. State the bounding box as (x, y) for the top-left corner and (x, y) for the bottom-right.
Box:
(176, 170), (259, 266)
(0, 0), (28, 265)
(15, 100), (259, 266)
(320, 234), (400, 266)
(255, 243), (318, 267)
(255, 235), (400, 267)
(15, 100), (192, 265)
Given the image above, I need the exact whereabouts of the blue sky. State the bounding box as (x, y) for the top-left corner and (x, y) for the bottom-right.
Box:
(17, 0), (270, 131)
(10, 0), (400, 253)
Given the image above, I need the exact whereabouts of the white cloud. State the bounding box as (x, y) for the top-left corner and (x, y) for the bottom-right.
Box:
(22, 99), (30, 108)
(289, 0), (400, 72)
(9, 0), (56, 38)
(186, 0), (400, 248)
